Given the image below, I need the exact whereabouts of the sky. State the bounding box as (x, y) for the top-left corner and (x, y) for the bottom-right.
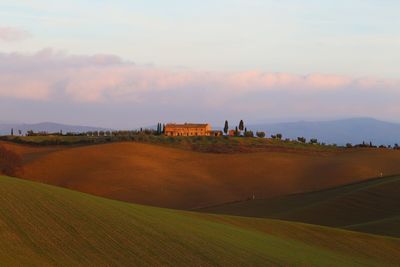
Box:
(0, 0), (399, 128)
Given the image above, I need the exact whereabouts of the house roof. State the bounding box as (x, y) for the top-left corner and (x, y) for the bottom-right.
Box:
(165, 123), (210, 128)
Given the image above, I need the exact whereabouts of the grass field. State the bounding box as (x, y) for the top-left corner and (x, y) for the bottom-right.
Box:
(200, 175), (400, 237)
(1, 175), (399, 266)
(2, 140), (400, 209)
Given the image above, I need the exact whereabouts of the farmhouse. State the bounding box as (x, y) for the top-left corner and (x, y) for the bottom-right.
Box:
(164, 123), (214, 136)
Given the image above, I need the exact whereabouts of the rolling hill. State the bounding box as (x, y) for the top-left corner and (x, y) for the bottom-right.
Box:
(3, 141), (400, 209)
(200, 175), (400, 237)
(0, 175), (399, 266)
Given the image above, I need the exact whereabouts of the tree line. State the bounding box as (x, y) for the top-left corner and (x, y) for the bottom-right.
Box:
(221, 119), (400, 149)
(4, 122), (400, 150)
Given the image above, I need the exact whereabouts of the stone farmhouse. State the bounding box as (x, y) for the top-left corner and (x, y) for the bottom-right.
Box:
(164, 123), (222, 137)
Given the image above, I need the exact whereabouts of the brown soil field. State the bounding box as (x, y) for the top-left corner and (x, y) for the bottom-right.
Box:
(3, 141), (400, 209)
(200, 175), (400, 237)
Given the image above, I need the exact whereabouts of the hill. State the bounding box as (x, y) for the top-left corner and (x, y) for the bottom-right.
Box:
(3, 141), (400, 209)
(248, 118), (400, 146)
(199, 175), (400, 237)
(0, 175), (399, 266)
(0, 122), (110, 135)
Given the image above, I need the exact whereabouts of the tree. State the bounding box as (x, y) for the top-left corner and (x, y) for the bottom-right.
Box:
(297, 137), (306, 143)
(276, 133), (282, 140)
(162, 124), (166, 134)
(223, 120), (229, 135)
(244, 131), (254, 137)
(239, 120), (244, 132)
(235, 126), (239, 136)
(10, 128), (13, 136)
(256, 131), (265, 138)
(310, 138), (318, 144)
(156, 123), (161, 135)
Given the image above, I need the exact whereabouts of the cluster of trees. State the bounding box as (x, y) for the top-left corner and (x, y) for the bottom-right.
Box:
(156, 123), (165, 135)
(23, 126), (167, 138)
(0, 145), (22, 176)
(221, 121), (323, 144)
(346, 142), (400, 149)
(223, 120), (265, 138)
(9, 128), (23, 136)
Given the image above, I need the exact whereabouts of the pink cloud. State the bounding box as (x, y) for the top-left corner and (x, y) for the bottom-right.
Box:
(0, 26), (31, 42)
(0, 49), (399, 104)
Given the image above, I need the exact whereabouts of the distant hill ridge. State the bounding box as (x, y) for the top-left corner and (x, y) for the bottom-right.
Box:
(0, 122), (110, 135)
(247, 118), (400, 145)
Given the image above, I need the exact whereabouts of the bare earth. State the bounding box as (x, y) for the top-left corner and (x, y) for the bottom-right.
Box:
(3, 141), (400, 209)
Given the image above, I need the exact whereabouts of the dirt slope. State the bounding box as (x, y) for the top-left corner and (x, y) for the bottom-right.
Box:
(1, 175), (399, 266)
(200, 175), (400, 237)
(5, 141), (400, 209)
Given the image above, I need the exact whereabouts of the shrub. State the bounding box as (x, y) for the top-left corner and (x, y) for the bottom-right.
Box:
(256, 131), (265, 138)
(297, 137), (306, 143)
(309, 138), (318, 144)
(244, 131), (254, 137)
(276, 133), (282, 140)
(0, 145), (22, 176)
(346, 143), (353, 148)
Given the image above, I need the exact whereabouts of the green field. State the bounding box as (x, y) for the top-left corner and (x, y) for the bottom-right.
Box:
(200, 175), (400, 237)
(0, 175), (399, 266)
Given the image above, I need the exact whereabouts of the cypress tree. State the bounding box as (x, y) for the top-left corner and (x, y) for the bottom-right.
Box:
(239, 120), (244, 131)
(223, 120), (229, 135)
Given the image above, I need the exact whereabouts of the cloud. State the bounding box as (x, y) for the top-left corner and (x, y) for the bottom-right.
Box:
(0, 26), (31, 42)
(1, 49), (399, 105)
(1, 49), (400, 127)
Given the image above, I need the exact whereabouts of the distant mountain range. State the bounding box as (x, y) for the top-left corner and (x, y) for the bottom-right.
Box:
(0, 122), (110, 135)
(247, 118), (400, 146)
